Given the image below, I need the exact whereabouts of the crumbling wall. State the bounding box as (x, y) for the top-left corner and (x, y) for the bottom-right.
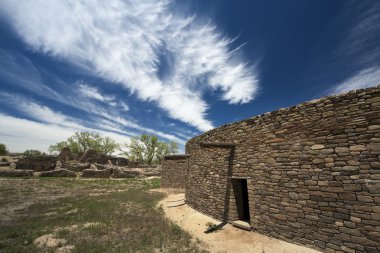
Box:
(186, 85), (380, 252)
(16, 156), (58, 171)
(161, 155), (190, 188)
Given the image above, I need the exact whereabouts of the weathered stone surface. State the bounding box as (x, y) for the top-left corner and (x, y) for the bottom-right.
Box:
(0, 169), (33, 177)
(82, 168), (111, 178)
(66, 162), (90, 172)
(350, 145), (366, 152)
(289, 192), (299, 200)
(40, 169), (76, 177)
(311, 144), (324, 150)
(161, 155), (189, 188)
(185, 85), (380, 253)
(76, 149), (128, 166)
(335, 147), (349, 153)
(112, 167), (139, 178)
(16, 156), (57, 171)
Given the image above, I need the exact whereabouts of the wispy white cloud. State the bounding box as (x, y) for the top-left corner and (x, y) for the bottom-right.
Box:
(0, 92), (86, 129)
(0, 0), (259, 131)
(0, 95), (132, 153)
(338, 1), (380, 67)
(98, 113), (186, 144)
(78, 82), (115, 103)
(0, 113), (75, 152)
(119, 101), (129, 112)
(0, 49), (63, 101)
(329, 1), (380, 94)
(330, 68), (380, 95)
(0, 92), (186, 145)
(0, 48), (187, 144)
(0, 112), (134, 153)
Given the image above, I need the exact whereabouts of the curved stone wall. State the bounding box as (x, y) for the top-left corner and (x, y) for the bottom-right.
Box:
(185, 85), (380, 252)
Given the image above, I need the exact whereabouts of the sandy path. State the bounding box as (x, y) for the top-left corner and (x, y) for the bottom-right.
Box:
(158, 191), (321, 253)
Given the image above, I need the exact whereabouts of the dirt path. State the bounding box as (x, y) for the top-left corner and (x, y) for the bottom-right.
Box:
(158, 191), (321, 253)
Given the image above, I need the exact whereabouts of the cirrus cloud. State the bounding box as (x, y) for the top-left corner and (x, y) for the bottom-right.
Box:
(0, 0), (259, 132)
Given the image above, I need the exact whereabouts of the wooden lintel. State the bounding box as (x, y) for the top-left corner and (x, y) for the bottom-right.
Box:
(164, 154), (191, 160)
(229, 176), (251, 179)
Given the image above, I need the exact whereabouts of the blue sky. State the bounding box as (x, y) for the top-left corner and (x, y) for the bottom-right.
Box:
(0, 0), (379, 153)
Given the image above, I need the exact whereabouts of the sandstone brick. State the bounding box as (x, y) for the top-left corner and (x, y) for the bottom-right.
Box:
(368, 125), (380, 131)
(311, 144), (324, 149)
(335, 147), (349, 153)
(289, 192), (299, 200)
(341, 246), (355, 253)
(350, 145), (367, 151)
(305, 180), (317, 186)
(313, 158), (324, 164)
(350, 216), (361, 223)
(343, 221), (356, 229)
(339, 193), (356, 201)
(367, 143), (380, 152)
(372, 213), (380, 221)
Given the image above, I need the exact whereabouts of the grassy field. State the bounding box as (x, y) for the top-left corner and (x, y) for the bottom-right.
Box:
(0, 177), (206, 253)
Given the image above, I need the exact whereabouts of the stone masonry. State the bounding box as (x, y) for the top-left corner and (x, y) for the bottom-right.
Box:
(16, 156), (58, 171)
(161, 155), (190, 188)
(185, 85), (380, 253)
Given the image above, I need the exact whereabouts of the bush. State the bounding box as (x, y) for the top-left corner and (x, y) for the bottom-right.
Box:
(0, 143), (8, 155)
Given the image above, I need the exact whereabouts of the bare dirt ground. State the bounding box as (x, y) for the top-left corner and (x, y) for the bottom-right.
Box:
(157, 189), (321, 253)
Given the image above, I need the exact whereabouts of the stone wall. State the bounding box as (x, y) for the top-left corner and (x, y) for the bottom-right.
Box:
(161, 155), (190, 188)
(16, 156), (58, 171)
(185, 85), (380, 253)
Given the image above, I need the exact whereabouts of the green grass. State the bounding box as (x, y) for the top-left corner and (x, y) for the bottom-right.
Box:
(0, 178), (207, 253)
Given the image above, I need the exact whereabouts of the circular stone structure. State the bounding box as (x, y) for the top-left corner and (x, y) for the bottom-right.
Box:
(185, 85), (380, 253)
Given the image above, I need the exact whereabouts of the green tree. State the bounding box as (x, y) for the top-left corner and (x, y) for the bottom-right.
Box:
(48, 141), (69, 154)
(49, 132), (119, 155)
(155, 141), (178, 163)
(99, 136), (119, 155)
(0, 143), (9, 155)
(23, 149), (43, 157)
(122, 134), (178, 165)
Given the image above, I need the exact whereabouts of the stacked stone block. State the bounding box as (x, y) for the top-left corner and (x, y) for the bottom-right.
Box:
(185, 85), (380, 252)
(161, 155), (190, 188)
(16, 156), (58, 171)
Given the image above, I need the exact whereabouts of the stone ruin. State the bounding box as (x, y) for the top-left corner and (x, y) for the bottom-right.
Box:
(6, 148), (160, 179)
(161, 85), (380, 253)
(16, 156), (58, 171)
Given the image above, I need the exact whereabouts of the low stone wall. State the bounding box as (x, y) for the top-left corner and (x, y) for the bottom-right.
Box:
(161, 155), (189, 188)
(16, 156), (58, 171)
(40, 169), (76, 177)
(0, 169), (34, 177)
(186, 85), (380, 252)
(82, 168), (111, 178)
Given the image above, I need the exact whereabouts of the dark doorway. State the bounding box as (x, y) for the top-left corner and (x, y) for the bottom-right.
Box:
(232, 179), (250, 221)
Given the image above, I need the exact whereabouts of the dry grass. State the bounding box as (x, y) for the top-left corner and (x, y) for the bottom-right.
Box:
(0, 177), (207, 253)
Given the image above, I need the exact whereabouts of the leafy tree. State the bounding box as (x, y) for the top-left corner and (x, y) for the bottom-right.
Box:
(99, 136), (119, 155)
(155, 141), (178, 163)
(122, 134), (178, 165)
(23, 149), (43, 157)
(48, 141), (69, 154)
(0, 143), (9, 155)
(49, 132), (119, 155)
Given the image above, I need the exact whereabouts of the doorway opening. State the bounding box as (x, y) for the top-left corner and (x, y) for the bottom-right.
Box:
(231, 179), (250, 222)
